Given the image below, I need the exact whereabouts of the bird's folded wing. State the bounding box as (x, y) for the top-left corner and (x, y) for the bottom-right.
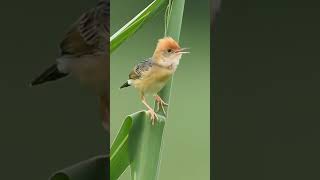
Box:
(59, 0), (109, 57)
(129, 59), (153, 80)
(97, 0), (110, 40)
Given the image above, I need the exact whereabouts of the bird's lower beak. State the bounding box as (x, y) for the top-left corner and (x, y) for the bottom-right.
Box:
(176, 48), (190, 54)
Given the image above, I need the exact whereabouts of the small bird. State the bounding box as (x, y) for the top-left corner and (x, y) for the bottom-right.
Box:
(120, 37), (189, 125)
(30, 0), (110, 132)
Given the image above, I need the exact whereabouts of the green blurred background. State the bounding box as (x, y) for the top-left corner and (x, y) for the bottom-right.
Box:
(111, 0), (210, 179)
(0, 0), (105, 179)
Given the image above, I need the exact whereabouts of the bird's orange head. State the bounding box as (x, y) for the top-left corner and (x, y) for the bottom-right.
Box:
(152, 37), (189, 67)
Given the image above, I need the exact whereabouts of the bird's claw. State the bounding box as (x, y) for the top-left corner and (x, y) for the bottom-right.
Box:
(155, 95), (168, 115)
(157, 101), (167, 115)
(147, 109), (158, 125)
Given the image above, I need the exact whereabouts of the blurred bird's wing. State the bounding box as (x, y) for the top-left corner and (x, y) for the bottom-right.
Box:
(59, 0), (109, 57)
(129, 59), (153, 80)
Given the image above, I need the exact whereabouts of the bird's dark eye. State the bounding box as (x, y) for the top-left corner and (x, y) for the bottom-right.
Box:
(167, 49), (172, 53)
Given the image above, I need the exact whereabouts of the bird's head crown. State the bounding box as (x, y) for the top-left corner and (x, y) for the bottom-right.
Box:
(154, 37), (180, 55)
(152, 37), (188, 65)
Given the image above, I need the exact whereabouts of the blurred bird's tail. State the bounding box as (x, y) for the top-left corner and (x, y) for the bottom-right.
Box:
(120, 80), (131, 89)
(30, 64), (68, 86)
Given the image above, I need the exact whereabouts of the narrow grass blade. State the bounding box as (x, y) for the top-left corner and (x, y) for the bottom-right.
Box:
(110, 0), (168, 53)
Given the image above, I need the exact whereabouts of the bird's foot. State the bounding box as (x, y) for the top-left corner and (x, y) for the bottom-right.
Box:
(147, 109), (158, 125)
(155, 95), (169, 115)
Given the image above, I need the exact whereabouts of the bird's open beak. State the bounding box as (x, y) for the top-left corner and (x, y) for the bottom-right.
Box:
(175, 48), (190, 54)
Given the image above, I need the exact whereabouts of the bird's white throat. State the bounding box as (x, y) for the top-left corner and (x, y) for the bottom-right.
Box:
(158, 54), (182, 71)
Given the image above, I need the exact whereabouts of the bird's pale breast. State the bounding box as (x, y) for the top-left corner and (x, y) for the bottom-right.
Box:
(133, 66), (172, 95)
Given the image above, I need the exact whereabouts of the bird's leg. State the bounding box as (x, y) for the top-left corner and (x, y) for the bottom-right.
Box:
(141, 95), (158, 125)
(154, 95), (169, 115)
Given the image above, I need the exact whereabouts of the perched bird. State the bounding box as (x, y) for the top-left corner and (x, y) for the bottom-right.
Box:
(120, 37), (189, 125)
(30, 0), (110, 132)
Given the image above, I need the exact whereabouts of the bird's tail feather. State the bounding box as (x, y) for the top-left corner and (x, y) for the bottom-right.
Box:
(120, 81), (131, 89)
(30, 64), (68, 86)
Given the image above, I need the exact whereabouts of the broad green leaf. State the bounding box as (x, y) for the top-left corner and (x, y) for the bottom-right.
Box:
(128, 112), (165, 180)
(110, 111), (165, 180)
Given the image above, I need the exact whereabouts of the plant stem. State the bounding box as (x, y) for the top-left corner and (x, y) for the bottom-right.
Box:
(155, 0), (186, 117)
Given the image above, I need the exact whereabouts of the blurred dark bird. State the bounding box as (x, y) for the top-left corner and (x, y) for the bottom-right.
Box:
(30, 0), (110, 132)
(212, 0), (221, 27)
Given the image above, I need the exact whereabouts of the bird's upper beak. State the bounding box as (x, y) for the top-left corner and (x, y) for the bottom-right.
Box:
(175, 48), (190, 54)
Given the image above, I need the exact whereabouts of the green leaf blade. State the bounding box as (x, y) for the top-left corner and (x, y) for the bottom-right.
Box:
(128, 112), (165, 180)
(110, 117), (132, 180)
(110, 0), (169, 53)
